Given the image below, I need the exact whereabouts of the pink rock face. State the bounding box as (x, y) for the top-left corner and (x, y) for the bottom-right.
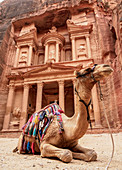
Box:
(0, 0), (122, 134)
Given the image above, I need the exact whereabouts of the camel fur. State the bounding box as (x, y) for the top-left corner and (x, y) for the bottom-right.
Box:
(14, 63), (113, 163)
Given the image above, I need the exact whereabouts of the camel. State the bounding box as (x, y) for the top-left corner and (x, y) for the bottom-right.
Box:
(14, 63), (113, 163)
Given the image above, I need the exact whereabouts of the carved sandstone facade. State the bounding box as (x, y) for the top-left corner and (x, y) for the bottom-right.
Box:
(0, 0), (121, 132)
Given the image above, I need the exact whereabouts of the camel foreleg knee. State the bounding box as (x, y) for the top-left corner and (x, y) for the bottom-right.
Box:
(41, 143), (73, 163)
(71, 144), (97, 162)
(72, 150), (97, 162)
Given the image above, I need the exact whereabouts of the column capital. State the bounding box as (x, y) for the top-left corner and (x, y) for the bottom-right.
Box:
(28, 44), (33, 47)
(71, 37), (75, 40)
(85, 34), (90, 38)
(56, 42), (60, 45)
(44, 42), (49, 46)
(58, 80), (64, 86)
(23, 84), (30, 89)
(15, 45), (20, 49)
(37, 82), (44, 87)
(9, 84), (15, 90)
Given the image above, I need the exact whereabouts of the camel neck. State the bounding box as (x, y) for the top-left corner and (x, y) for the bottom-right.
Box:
(70, 82), (92, 140)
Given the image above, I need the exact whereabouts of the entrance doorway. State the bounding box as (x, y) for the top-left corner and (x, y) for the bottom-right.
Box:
(42, 81), (59, 107)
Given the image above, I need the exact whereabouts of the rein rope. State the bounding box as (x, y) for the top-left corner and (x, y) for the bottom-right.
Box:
(75, 64), (114, 169)
(98, 81), (115, 170)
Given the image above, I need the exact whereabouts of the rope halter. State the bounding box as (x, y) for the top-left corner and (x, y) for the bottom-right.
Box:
(75, 64), (98, 129)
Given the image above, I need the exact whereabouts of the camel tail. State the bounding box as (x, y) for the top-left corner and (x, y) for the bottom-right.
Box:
(13, 147), (18, 152)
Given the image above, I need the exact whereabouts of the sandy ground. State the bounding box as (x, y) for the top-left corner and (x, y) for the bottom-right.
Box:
(0, 133), (122, 170)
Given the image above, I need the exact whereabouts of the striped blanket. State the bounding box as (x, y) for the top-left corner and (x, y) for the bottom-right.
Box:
(21, 103), (64, 154)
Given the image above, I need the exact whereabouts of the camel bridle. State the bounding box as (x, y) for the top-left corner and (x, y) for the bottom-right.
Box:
(75, 64), (98, 129)
(76, 64), (98, 81)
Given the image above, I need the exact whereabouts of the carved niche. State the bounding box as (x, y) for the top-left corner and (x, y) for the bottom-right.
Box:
(76, 38), (87, 59)
(49, 43), (56, 62)
(18, 46), (28, 67)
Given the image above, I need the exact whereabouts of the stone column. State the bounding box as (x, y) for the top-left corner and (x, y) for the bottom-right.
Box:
(86, 35), (92, 58)
(63, 49), (66, 61)
(44, 44), (49, 63)
(36, 82), (43, 111)
(28, 45), (33, 66)
(56, 42), (59, 62)
(58, 80), (65, 111)
(3, 84), (15, 130)
(72, 79), (77, 114)
(71, 37), (76, 60)
(14, 46), (20, 67)
(92, 85), (102, 128)
(34, 52), (38, 65)
(19, 84), (29, 129)
(61, 48), (64, 62)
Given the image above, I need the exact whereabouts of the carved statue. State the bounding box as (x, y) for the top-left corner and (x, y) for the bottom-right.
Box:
(12, 107), (21, 118)
(14, 63), (113, 163)
(49, 26), (57, 33)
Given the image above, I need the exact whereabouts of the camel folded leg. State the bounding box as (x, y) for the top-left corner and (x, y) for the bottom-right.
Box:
(71, 144), (97, 162)
(40, 143), (73, 163)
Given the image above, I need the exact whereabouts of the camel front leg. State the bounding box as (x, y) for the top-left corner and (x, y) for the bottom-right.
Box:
(40, 143), (73, 163)
(71, 144), (97, 162)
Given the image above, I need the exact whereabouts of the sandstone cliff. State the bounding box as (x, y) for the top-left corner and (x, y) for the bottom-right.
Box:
(0, 0), (121, 130)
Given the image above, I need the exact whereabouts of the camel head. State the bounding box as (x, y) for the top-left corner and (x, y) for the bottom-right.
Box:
(75, 63), (113, 86)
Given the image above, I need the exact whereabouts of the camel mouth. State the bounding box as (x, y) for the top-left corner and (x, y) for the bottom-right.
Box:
(102, 66), (113, 76)
(93, 65), (113, 80)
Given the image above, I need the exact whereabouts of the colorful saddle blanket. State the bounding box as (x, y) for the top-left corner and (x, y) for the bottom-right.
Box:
(21, 103), (64, 154)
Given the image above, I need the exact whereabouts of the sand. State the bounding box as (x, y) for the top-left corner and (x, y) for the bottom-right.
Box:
(0, 133), (122, 170)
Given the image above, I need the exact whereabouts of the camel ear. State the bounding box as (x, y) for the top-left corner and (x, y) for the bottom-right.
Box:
(86, 62), (94, 67)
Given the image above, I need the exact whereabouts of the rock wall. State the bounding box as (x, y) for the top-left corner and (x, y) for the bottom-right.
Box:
(0, 0), (122, 130)
(112, 1), (122, 126)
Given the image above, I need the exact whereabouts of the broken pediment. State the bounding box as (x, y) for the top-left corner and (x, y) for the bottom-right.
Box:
(16, 30), (37, 43)
(67, 19), (93, 34)
(19, 23), (37, 36)
(15, 23), (38, 46)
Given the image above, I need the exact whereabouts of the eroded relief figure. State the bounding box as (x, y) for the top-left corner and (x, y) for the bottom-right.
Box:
(78, 44), (85, 52)
(20, 51), (27, 61)
(18, 50), (28, 66)
(49, 44), (56, 62)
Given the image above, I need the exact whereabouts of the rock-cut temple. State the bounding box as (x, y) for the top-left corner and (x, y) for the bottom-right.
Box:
(0, 0), (121, 135)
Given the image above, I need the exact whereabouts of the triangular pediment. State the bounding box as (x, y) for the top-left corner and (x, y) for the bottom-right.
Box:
(23, 62), (82, 77)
